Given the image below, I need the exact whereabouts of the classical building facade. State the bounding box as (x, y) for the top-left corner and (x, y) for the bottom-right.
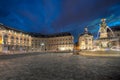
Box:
(30, 33), (74, 52)
(0, 18), (119, 53)
(0, 24), (74, 53)
(78, 28), (93, 50)
(107, 26), (120, 47)
(0, 24), (32, 53)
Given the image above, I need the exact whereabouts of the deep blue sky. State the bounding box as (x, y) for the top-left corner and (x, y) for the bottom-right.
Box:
(0, 0), (120, 42)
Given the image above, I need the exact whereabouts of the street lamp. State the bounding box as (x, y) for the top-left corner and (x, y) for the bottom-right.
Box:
(40, 43), (45, 52)
(41, 43), (45, 46)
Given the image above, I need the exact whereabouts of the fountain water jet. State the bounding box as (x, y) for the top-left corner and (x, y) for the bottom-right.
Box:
(106, 26), (115, 37)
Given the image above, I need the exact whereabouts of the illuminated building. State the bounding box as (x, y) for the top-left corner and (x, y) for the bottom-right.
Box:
(107, 26), (120, 47)
(30, 33), (74, 52)
(0, 24), (32, 53)
(78, 28), (93, 50)
(0, 24), (74, 53)
(0, 18), (119, 54)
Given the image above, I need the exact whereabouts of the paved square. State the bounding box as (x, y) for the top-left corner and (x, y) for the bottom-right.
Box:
(0, 53), (120, 80)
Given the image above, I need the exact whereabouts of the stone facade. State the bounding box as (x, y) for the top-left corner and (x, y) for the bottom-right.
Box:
(78, 28), (93, 50)
(0, 24), (32, 53)
(108, 27), (120, 46)
(0, 24), (74, 53)
(0, 18), (119, 53)
(31, 33), (74, 52)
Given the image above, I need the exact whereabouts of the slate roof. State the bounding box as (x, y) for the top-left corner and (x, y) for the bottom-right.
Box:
(29, 32), (72, 38)
(107, 26), (120, 32)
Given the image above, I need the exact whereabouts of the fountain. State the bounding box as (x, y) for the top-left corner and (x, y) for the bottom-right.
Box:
(95, 18), (119, 51)
(97, 18), (115, 39)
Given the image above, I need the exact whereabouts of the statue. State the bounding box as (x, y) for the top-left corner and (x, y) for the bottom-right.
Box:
(99, 18), (108, 38)
(84, 27), (88, 34)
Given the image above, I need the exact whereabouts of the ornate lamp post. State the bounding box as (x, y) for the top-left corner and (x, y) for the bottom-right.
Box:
(40, 43), (45, 52)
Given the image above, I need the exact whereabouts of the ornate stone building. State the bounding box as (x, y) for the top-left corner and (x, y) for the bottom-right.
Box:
(107, 27), (120, 47)
(78, 28), (93, 50)
(0, 24), (74, 53)
(1, 18), (119, 53)
(30, 32), (74, 52)
(0, 24), (32, 53)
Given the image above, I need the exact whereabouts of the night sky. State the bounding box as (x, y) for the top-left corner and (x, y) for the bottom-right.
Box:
(0, 0), (120, 42)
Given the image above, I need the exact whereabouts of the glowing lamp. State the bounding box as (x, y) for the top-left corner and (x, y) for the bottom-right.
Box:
(60, 47), (65, 51)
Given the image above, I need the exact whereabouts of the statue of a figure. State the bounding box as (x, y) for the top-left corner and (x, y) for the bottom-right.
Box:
(84, 27), (88, 33)
(99, 19), (107, 33)
(99, 18), (108, 38)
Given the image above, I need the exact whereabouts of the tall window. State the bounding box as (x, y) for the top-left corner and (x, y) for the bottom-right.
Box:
(11, 36), (14, 45)
(4, 35), (8, 45)
(16, 37), (18, 45)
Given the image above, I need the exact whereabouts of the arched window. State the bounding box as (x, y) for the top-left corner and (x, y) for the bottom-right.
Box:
(11, 36), (14, 44)
(4, 35), (8, 38)
(11, 36), (14, 39)
(16, 37), (19, 44)
(4, 35), (8, 45)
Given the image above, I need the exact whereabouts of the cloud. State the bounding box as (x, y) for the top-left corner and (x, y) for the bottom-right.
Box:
(0, 0), (120, 42)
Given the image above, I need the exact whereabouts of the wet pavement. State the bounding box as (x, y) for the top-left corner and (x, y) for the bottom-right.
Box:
(0, 53), (120, 80)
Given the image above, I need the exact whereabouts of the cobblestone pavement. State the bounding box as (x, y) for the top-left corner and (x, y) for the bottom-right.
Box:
(0, 53), (120, 80)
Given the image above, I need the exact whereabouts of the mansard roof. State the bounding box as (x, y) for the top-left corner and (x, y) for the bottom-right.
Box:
(79, 32), (92, 36)
(29, 32), (72, 38)
(0, 23), (29, 34)
(107, 26), (120, 32)
(0, 23), (72, 38)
